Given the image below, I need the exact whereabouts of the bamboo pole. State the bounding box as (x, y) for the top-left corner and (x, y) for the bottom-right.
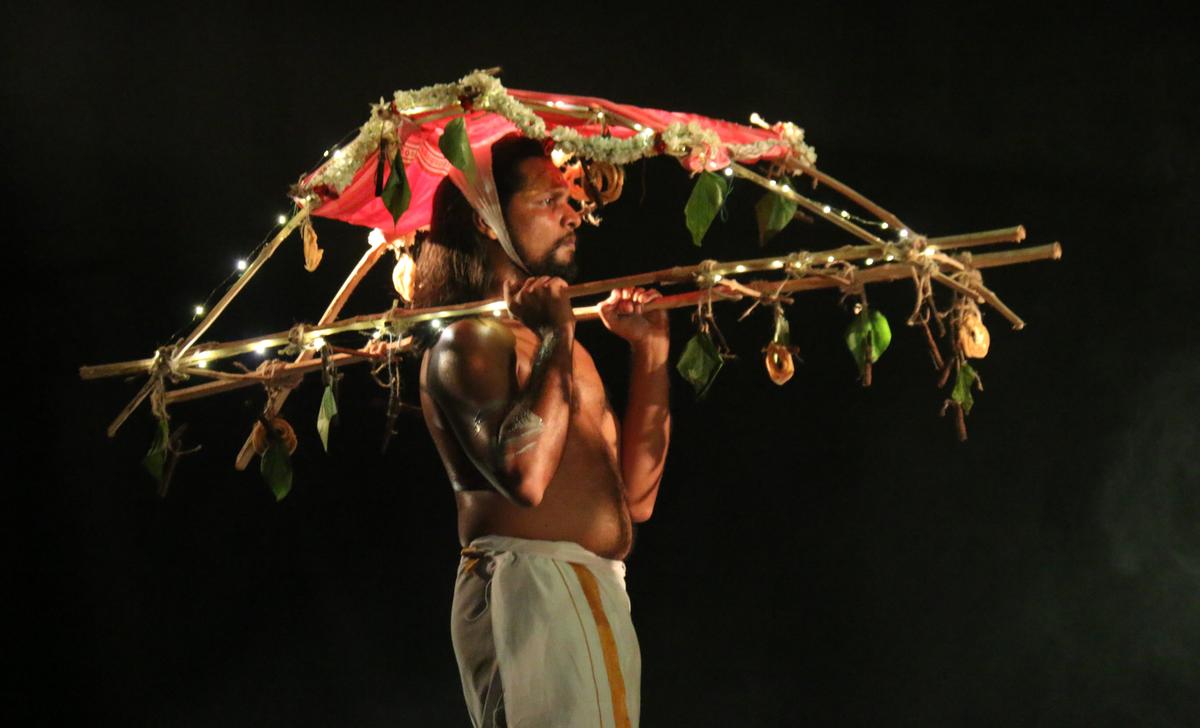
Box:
(79, 233), (1051, 381)
(927, 226), (1025, 249)
(148, 242), (1059, 408)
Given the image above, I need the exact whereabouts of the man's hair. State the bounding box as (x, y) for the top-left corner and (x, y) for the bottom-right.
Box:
(411, 134), (549, 311)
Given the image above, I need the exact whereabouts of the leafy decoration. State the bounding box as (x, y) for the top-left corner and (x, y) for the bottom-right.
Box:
(438, 116), (477, 186)
(845, 308), (892, 377)
(754, 183), (799, 245)
(676, 330), (724, 398)
(951, 361), (978, 415)
(684, 171), (729, 246)
(260, 440), (293, 502)
(142, 417), (170, 484)
(317, 384), (338, 453)
(381, 149), (411, 224)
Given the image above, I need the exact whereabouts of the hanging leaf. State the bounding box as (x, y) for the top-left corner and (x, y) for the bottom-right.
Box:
(684, 171), (729, 246)
(754, 187), (798, 245)
(317, 384), (338, 453)
(260, 440), (293, 502)
(676, 330), (724, 398)
(142, 417), (170, 484)
(439, 116), (477, 186)
(301, 216), (323, 272)
(382, 150), (412, 224)
(773, 312), (791, 346)
(844, 308), (892, 376)
(951, 361), (978, 415)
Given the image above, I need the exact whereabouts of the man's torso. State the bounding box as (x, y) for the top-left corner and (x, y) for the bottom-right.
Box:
(420, 317), (634, 559)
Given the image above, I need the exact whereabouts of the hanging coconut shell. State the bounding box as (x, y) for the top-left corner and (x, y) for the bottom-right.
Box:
(763, 342), (797, 385)
(252, 417), (298, 455)
(958, 307), (990, 358)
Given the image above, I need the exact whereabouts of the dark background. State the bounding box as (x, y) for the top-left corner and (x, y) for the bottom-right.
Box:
(8, 4), (1199, 726)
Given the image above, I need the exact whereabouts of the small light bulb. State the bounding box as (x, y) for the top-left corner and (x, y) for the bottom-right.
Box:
(885, 254), (895, 261)
(236, 259), (247, 271)
(367, 228), (386, 248)
(922, 247), (935, 257)
(254, 341), (268, 355)
(823, 205), (832, 214)
(781, 184), (791, 193)
(840, 210), (851, 219)
(749, 112), (767, 128)
(826, 256), (835, 263)
(865, 257), (874, 265)
(771, 260), (784, 268)
(633, 123), (643, 131)
(768, 179), (777, 187)
(880, 222), (889, 230)
(277, 214), (287, 225)
(723, 167), (733, 177)
(197, 360), (208, 369)
(900, 229), (909, 238)
(429, 319), (443, 330)
(550, 147), (568, 167)
(332, 149), (344, 160)
(712, 273), (723, 282)
(734, 265), (747, 273)
(639, 127), (654, 138)
(323, 149), (330, 158)
(312, 337), (325, 349)
(194, 305), (205, 316)
(492, 309), (503, 316)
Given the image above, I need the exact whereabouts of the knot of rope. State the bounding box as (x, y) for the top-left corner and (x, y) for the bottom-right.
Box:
(287, 323), (308, 352)
(257, 358), (304, 395)
(693, 259), (721, 289)
(149, 344), (188, 421)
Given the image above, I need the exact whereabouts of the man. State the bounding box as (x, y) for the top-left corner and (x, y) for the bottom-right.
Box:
(414, 134), (671, 727)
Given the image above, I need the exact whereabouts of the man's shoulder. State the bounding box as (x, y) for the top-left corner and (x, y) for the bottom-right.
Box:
(430, 316), (517, 355)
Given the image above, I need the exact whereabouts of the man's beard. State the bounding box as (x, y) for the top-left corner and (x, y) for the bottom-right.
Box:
(525, 235), (579, 282)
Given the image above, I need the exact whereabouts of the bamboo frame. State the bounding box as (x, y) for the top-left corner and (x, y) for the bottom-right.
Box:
(121, 242), (1058, 413)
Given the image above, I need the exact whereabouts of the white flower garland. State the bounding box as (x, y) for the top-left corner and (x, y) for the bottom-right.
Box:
(303, 69), (818, 195)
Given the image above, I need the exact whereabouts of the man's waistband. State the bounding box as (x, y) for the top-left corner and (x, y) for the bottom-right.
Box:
(461, 535), (626, 578)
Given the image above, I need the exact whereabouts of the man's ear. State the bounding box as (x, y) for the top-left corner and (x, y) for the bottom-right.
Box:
(472, 211), (498, 240)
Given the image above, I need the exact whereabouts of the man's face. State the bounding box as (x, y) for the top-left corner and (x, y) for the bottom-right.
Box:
(504, 156), (582, 282)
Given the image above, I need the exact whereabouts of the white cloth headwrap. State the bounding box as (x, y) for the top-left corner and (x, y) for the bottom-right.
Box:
(445, 144), (530, 275)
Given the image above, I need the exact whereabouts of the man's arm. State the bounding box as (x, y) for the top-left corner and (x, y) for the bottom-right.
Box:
(597, 287), (672, 523)
(426, 279), (576, 506)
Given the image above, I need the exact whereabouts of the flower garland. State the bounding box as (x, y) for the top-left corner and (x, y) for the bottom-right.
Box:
(302, 69), (819, 196)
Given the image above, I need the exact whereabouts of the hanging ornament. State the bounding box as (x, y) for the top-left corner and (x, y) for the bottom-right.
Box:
(301, 216), (323, 272)
(762, 304), (801, 385)
(251, 417), (298, 456)
(958, 304), (990, 358)
(583, 160), (625, 206)
(393, 249), (415, 302)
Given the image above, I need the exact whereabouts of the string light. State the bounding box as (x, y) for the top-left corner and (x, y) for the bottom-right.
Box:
(781, 184), (792, 193)
(723, 167), (733, 177)
(550, 147), (569, 167)
(827, 256), (835, 263)
(899, 229), (909, 238)
(823, 205), (832, 213)
(253, 341), (270, 355)
(429, 319), (443, 330)
(197, 361), (208, 369)
(277, 214), (288, 225)
(311, 337), (326, 349)
(771, 260), (784, 268)
(367, 228), (386, 248)
(194, 305), (205, 316)
(865, 257), (874, 265)
(633, 123), (643, 131)
(332, 149), (345, 160)
(236, 259), (247, 271)
(880, 222), (889, 230)
(885, 254), (895, 261)
(768, 179), (777, 187)
(734, 264), (747, 273)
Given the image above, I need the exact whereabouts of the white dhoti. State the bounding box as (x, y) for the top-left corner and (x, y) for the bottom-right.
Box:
(451, 535), (641, 728)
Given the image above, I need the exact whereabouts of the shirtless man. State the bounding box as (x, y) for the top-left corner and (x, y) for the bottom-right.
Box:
(414, 134), (670, 726)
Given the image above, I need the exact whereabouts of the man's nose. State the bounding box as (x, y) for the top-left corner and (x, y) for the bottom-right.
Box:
(560, 199), (581, 230)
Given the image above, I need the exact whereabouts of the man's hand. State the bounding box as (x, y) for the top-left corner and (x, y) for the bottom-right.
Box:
(504, 276), (575, 335)
(597, 287), (669, 345)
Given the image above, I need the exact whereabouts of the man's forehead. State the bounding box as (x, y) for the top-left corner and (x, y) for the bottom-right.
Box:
(517, 157), (568, 192)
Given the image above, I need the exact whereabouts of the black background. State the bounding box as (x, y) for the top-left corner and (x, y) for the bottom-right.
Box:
(8, 4), (1199, 726)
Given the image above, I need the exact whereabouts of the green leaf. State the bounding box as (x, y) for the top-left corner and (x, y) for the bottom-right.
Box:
(381, 151), (411, 224)
(754, 188), (798, 245)
(952, 361), (978, 415)
(260, 441), (293, 502)
(317, 385), (338, 453)
(676, 330), (724, 398)
(844, 309), (892, 375)
(439, 116), (477, 186)
(684, 171), (729, 246)
(142, 417), (170, 484)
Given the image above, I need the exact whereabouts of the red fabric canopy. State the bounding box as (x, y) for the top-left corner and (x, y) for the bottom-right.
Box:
(308, 88), (795, 235)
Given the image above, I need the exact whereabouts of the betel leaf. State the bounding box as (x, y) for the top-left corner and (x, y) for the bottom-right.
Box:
(381, 150), (411, 224)
(844, 308), (892, 375)
(142, 417), (170, 484)
(260, 441), (293, 502)
(439, 116), (477, 186)
(754, 186), (798, 245)
(317, 384), (338, 453)
(676, 330), (724, 398)
(952, 361), (978, 415)
(684, 171), (729, 246)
